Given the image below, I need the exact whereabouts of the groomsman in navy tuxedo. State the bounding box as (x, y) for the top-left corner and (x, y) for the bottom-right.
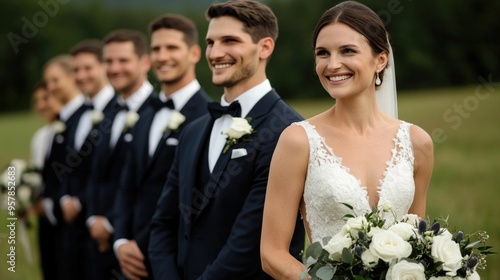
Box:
(85, 30), (156, 280)
(113, 14), (211, 280)
(39, 55), (90, 280)
(149, 1), (305, 279)
(50, 40), (116, 280)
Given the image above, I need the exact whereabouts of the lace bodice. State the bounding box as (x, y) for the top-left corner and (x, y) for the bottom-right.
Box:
(296, 121), (415, 243)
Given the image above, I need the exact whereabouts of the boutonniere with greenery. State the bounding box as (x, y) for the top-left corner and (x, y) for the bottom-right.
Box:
(91, 110), (104, 125)
(222, 117), (254, 153)
(52, 120), (66, 134)
(163, 111), (186, 134)
(123, 111), (140, 131)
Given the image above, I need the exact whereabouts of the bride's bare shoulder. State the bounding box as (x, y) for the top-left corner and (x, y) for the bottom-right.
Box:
(409, 124), (434, 158)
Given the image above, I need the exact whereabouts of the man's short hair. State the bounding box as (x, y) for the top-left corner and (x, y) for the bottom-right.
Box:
(206, 0), (278, 43)
(149, 14), (199, 47)
(103, 29), (148, 57)
(70, 39), (104, 62)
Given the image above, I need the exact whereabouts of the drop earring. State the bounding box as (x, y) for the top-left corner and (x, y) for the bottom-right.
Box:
(375, 72), (381, 86)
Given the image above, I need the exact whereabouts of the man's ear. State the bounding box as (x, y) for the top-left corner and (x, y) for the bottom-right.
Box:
(259, 37), (275, 61)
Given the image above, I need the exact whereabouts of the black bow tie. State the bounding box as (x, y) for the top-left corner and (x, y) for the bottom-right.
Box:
(82, 103), (94, 111)
(153, 98), (175, 111)
(207, 101), (241, 119)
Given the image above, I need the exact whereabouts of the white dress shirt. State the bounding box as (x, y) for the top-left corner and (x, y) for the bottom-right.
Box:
(109, 81), (153, 148)
(208, 79), (271, 172)
(74, 84), (115, 151)
(148, 80), (200, 156)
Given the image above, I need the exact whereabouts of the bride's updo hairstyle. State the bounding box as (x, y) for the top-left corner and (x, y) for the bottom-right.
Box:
(312, 1), (390, 85)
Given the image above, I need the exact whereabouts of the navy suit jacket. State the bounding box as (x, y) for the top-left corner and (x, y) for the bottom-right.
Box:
(86, 92), (156, 224)
(42, 102), (89, 224)
(61, 95), (118, 214)
(113, 89), (211, 257)
(149, 90), (305, 280)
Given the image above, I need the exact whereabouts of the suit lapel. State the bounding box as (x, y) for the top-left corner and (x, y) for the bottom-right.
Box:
(196, 90), (281, 215)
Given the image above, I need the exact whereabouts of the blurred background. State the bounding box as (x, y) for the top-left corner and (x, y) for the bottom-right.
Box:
(1, 0), (499, 279)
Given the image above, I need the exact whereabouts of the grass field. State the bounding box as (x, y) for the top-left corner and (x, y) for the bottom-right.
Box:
(0, 85), (498, 279)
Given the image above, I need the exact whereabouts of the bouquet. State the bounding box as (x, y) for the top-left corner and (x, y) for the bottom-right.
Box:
(1, 159), (43, 218)
(301, 203), (494, 280)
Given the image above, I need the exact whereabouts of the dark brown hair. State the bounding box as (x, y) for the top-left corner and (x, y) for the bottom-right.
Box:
(149, 14), (199, 47)
(206, 0), (278, 43)
(313, 1), (389, 82)
(69, 39), (104, 62)
(103, 29), (148, 57)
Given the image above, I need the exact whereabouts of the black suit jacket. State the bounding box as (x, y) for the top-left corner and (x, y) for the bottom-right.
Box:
(86, 92), (156, 224)
(148, 90), (305, 280)
(61, 95), (118, 214)
(42, 102), (90, 224)
(113, 89), (210, 257)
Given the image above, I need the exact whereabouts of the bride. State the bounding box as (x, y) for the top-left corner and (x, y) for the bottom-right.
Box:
(260, 1), (434, 279)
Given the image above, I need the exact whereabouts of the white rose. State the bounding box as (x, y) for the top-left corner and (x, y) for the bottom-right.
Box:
(380, 200), (393, 212)
(21, 172), (42, 188)
(10, 159), (27, 185)
(52, 120), (66, 134)
(431, 234), (463, 276)
(224, 117), (253, 139)
(91, 110), (104, 124)
(167, 111), (186, 131)
(343, 215), (368, 239)
(388, 222), (417, 241)
(402, 214), (421, 227)
(125, 111), (140, 129)
(17, 185), (32, 206)
(369, 229), (412, 262)
(386, 260), (426, 280)
(367, 226), (384, 237)
(323, 231), (352, 261)
(361, 248), (379, 268)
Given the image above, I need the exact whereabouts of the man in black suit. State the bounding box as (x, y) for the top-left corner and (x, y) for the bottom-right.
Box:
(85, 30), (156, 280)
(39, 54), (89, 280)
(113, 14), (211, 280)
(148, 1), (305, 279)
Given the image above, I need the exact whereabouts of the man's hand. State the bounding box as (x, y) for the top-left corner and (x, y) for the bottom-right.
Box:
(61, 197), (81, 224)
(90, 216), (112, 252)
(32, 198), (46, 217)
(117, 241), (149, 280)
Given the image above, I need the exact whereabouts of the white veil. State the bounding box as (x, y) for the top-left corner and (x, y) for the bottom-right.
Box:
(375, 45), (398, 118)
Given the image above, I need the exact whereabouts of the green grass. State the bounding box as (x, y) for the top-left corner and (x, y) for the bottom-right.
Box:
(1, 85), (499, 279)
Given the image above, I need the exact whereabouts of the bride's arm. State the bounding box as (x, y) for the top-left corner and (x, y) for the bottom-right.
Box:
(409, 125), (434, 218)
(261, 125), (309, 280)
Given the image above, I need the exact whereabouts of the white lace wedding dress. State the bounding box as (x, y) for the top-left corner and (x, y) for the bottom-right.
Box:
(295, 121), (415, 243)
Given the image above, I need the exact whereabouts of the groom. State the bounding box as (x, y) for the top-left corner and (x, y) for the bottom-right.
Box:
(148, 1), (305, 279)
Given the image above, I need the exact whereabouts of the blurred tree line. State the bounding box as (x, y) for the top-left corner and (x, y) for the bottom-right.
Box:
(1, 0), (498, 113)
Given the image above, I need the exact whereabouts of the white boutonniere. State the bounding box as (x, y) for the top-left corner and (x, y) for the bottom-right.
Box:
(124, 111), (140, 131)
(52, 120), (66, 134)
(223, 117), (254, 153)
(164, 111), (186, 134)
(91, 110), (104, 125)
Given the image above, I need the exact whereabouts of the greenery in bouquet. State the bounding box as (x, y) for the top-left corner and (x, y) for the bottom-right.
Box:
(301, 203), (494, 280)
(1, 159), (43, 219)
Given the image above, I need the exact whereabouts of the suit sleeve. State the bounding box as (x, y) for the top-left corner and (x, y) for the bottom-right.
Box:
(148, 138), (183, 280)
